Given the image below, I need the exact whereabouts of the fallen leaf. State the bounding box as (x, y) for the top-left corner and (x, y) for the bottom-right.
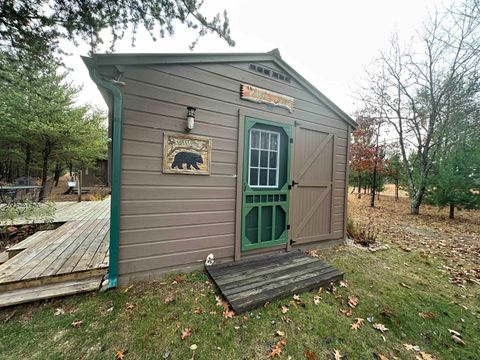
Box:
(194, 307), (203, 314)
(267, 346), (282, 358)
(350, 318), (364, 330)
(181, 328), (192, 340)
(274, 330), (285, 337)
(451, 334), (465, 345)
(447, 329), (461, 337)
(189, 344), (198, 350)
(209, 310), (217, 315)
(374, 353), (389, 360)
(293, 294), (302, 303)
(340, 308), (352, 317)
(71, 320), (83, 328)
(416, 351), (437, 360)
(222, 309), (235, 319)
(267, 339), (287, 358)
(373, 323), (389, 332)
(123, 285), (133, 293)
(348, 295), (359, 308)
(304, 350), (317, 359)
(280, 305), (289, 314)
(404, 343), (421, 352)
(54, 308), (65, 316)
(333, 348), (342, 360)
(313, 296), (321, 305)
(174, 274), (186, 283)
(164, 294), (175, 304)
(277, 339), (287, 347)
(339, 280), (348, 288)
(215, 295), (224, 307)
(400, 282), (411, 289)
(115, 350), (126, 359)
(281, 316), (292, 323)
(418, 311), (434, 319)
(126, 302), (136, 310)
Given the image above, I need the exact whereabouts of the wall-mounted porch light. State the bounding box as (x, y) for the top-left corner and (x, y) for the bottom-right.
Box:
(186, 106), (196, 132)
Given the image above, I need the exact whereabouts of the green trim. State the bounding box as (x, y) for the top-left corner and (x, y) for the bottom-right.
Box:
(83, 57), (122, 289)
(241, 117), (292, 251)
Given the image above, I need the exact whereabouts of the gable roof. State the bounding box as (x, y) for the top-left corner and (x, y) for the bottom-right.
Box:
(83, 49), (357, 129)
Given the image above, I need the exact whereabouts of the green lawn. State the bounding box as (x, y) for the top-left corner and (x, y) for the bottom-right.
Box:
(0, 245), (478, 360)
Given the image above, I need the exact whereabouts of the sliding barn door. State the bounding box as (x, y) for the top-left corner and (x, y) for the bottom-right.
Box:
(290, 122), (336, 244)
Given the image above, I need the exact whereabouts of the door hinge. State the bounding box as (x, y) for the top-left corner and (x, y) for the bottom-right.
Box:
(287, 224), (290, 230)
(290, 239), (297, 245)
(289, 138), (293, 143)
(291, 180), (299, 187)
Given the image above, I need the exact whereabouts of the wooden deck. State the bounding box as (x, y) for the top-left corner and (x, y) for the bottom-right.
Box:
(0, 200), (110, 226)
(206, 251), (343, 313)
(0, 199), (110, 307)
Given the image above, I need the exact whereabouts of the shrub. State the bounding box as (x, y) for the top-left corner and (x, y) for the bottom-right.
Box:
(346, 216), (379, 247)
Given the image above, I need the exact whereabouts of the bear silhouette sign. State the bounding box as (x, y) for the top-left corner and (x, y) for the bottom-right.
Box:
(163, 132), (212, 175)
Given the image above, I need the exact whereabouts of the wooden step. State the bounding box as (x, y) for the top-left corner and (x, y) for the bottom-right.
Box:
(0, 268), (107, 293)
(7, 230), (55, 259)
(206, 251), (344, 313)
(0, 276), (103, 308)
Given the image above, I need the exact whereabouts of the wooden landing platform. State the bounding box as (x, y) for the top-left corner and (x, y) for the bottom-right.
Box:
(206, 251), (343, 313)
(0, 276), (103, 308)
(0, 199), (110, 226)
(0, 199), (110, 306)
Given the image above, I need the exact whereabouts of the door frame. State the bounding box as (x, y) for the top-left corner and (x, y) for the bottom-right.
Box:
(234, 109), (295, 260)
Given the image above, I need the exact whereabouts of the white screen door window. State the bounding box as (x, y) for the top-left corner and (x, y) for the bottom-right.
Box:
(248, 129), (280, 188)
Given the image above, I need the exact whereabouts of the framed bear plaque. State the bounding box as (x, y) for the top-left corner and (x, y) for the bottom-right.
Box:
(163, 132), (212, 175)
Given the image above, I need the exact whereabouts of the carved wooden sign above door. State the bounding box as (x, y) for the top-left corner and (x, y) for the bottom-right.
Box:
(241, 84), (295, 113)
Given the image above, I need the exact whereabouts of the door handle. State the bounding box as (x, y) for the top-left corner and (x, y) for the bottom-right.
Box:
(291, 180), (299, 187)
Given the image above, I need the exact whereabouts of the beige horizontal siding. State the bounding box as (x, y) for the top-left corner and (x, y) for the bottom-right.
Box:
(120, 222), (234, 245)
(121, 186), (236, 200)
(124, 67), (349, 137)
(119, 233), (234, 260)
(120, 199), (235, 215)
(118, 245), (234, 278)
(116, 60), (350, 282)
(122, 155), (237, 174)
(121, 210), (235, 230)
(156, 63), (344, 127)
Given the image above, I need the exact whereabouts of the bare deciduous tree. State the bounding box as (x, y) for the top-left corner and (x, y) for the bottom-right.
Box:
(359, 0), (479, 214)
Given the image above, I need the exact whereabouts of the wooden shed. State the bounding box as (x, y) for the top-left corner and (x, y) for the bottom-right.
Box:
(83, 49), (357, 287)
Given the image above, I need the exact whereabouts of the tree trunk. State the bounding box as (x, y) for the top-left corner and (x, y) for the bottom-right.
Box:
(24, 145), (31, 180)
(410, 189), (424, 215)
(38, 141), (51, 202)
(7, 161), (13, 183)
(395, 178), (399, 201)
(449, 203), (455, 220)
(68, 162), (73, 178)
(53, 162), (61, 187)
(370, 163), (377, 208)
(357, 174), (362, 199)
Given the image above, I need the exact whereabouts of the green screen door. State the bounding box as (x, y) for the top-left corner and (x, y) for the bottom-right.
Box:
(241, 117), (292, 251)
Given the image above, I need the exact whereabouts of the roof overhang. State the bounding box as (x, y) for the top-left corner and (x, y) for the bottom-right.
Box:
(82, 49), (358, 129)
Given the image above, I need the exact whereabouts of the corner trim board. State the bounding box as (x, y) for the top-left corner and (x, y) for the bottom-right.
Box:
(83, 57), (123, 288)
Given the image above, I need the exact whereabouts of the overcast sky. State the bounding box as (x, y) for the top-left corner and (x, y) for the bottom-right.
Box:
(64, 0), (444, 116)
